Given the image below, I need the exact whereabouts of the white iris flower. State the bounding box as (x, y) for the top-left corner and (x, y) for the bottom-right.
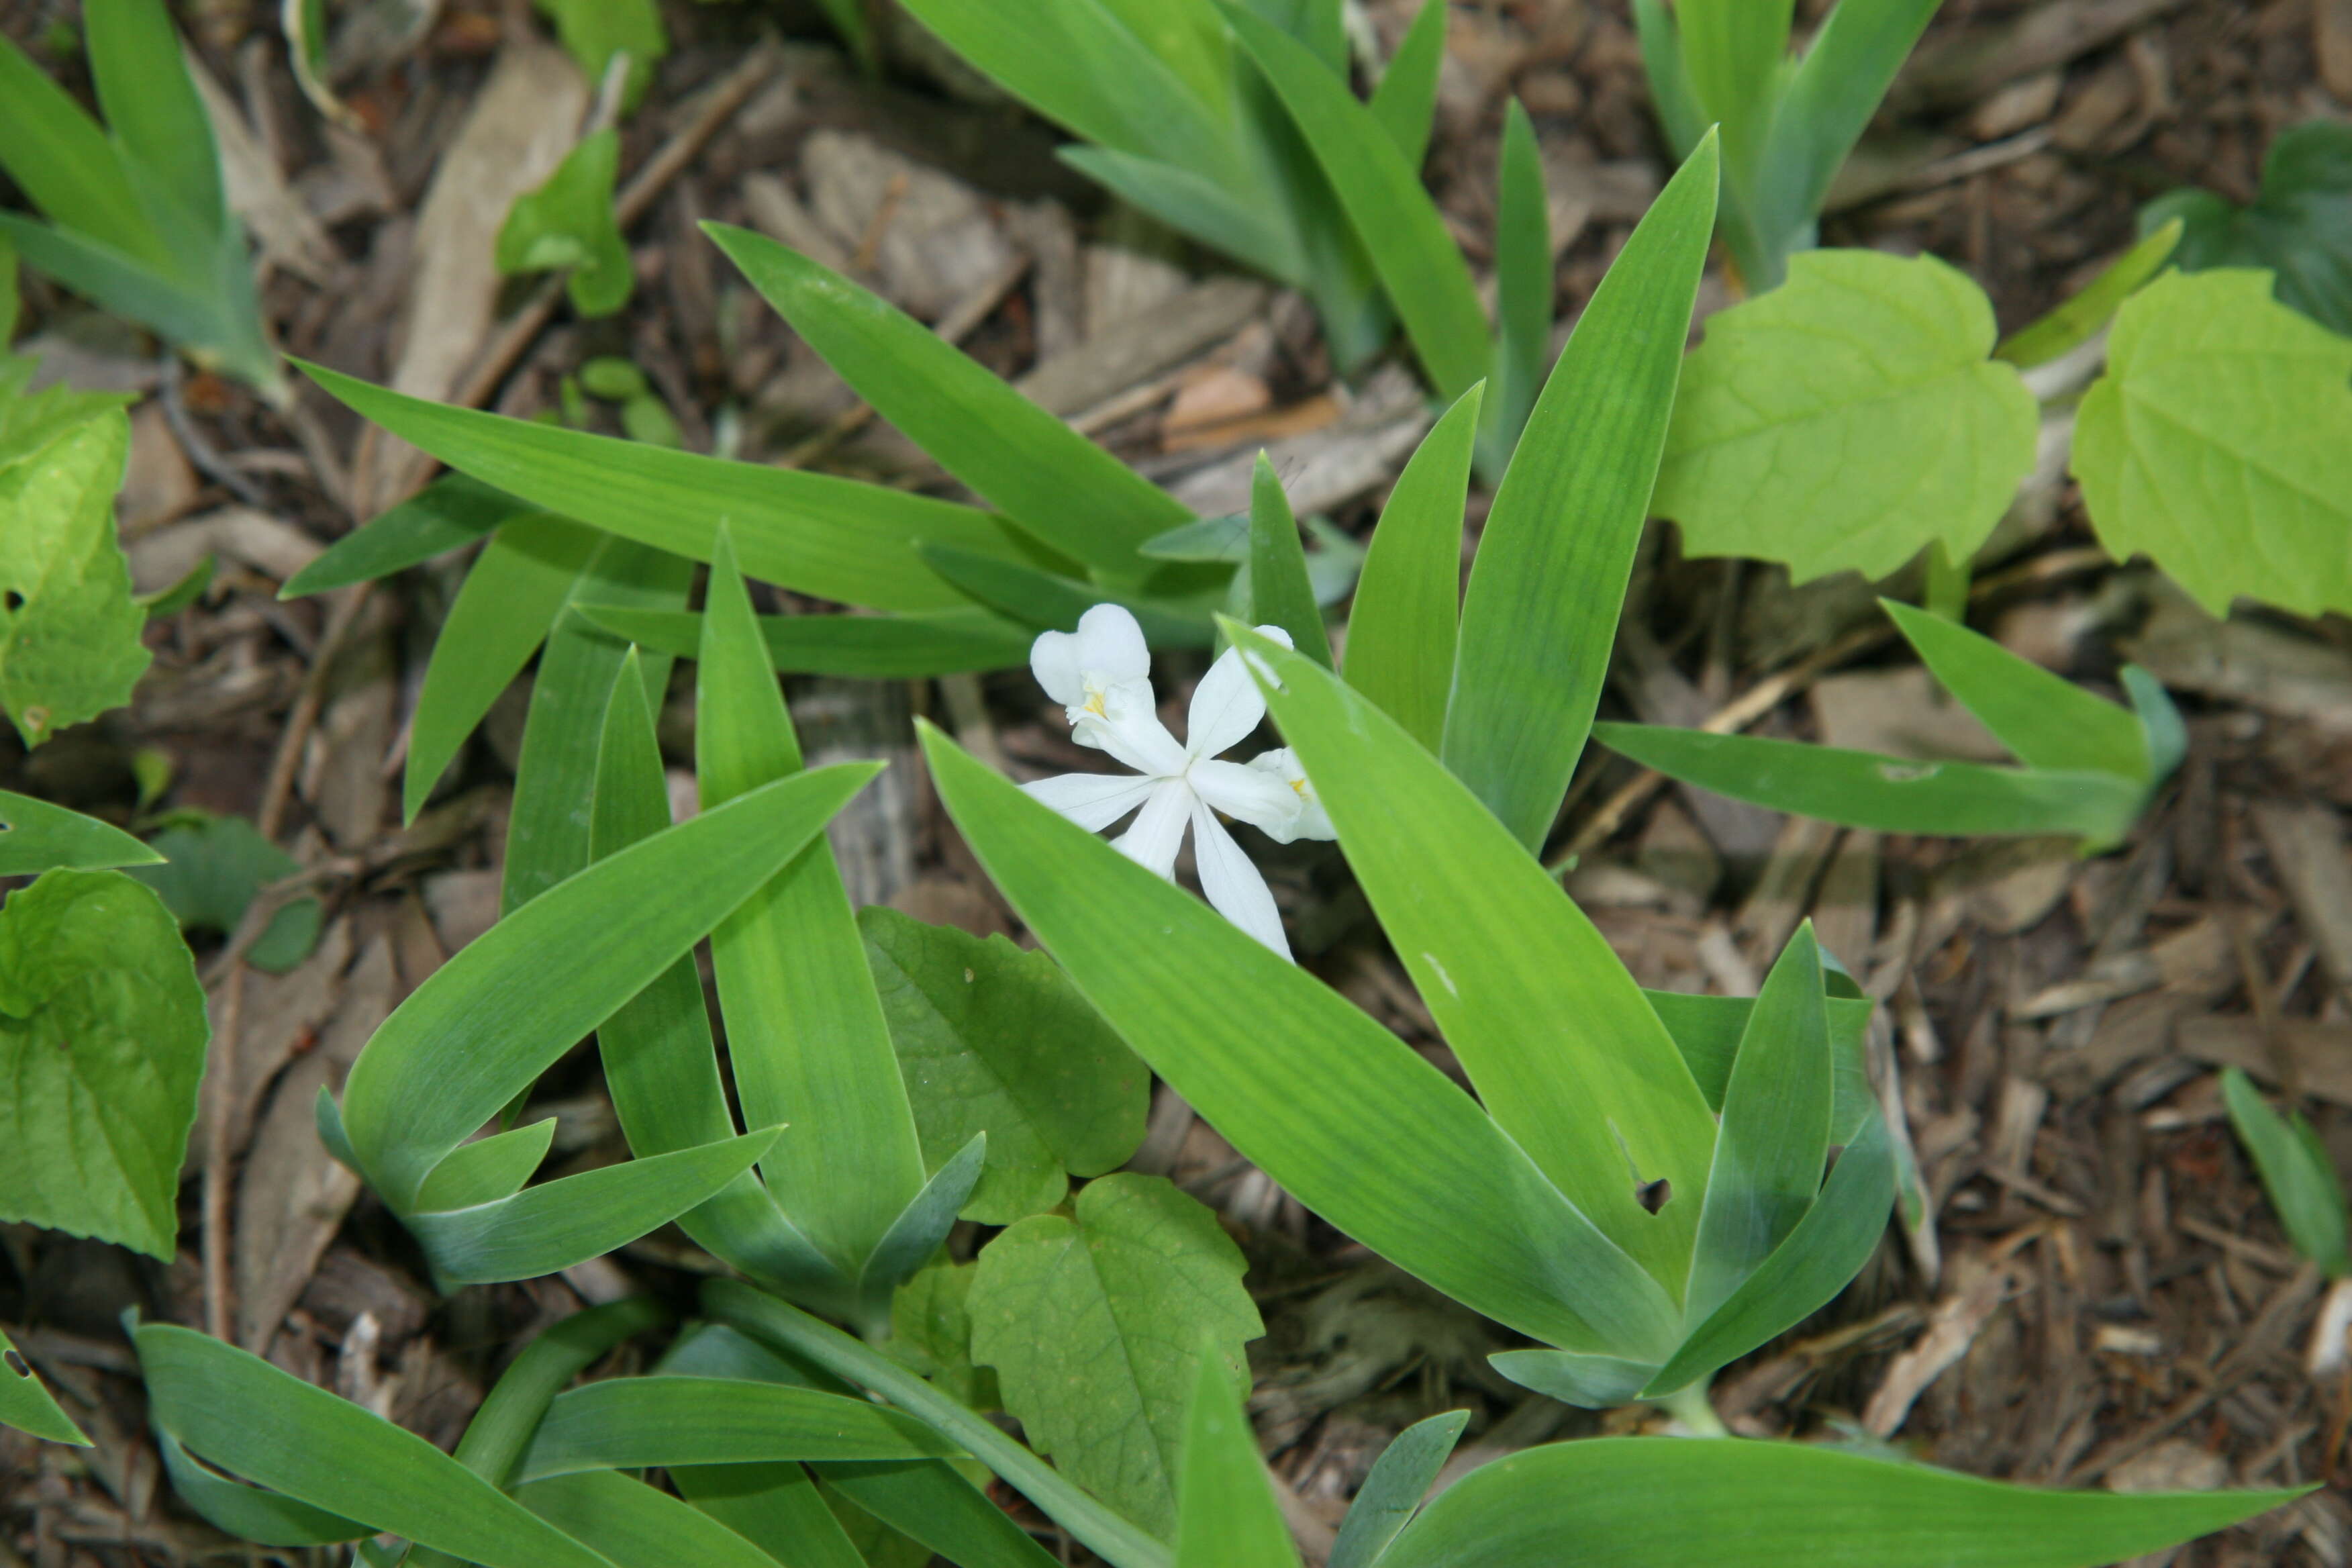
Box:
(1024, 604), (1334, 958)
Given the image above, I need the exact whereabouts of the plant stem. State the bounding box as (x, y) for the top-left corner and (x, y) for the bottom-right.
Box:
(703, 1280), (1173, 1568)
(1659, 1379), (1729, 1437)
(1923, 539), (1971, 622)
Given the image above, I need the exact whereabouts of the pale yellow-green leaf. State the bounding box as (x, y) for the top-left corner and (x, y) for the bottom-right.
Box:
(1654, 249), (2039, 584)
(2073, 267), (2352, 617)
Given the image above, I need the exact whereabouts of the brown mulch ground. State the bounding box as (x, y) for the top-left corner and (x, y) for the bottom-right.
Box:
(5, 1), (2352, 1563)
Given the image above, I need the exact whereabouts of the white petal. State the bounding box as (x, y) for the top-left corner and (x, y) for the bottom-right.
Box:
(1085, 703), (1189, 778)
(1073, 603), (1150, 684)
(1030, 626), (1087, 707)
(1190, 799), (1291, 959)
(1188, 758), (1301, 838)
(1245, 748), (1337, 844)
(1112, 779), (1192, 879)
(1186, 624), (1291, 760)
(1022, 771), (1157, 832)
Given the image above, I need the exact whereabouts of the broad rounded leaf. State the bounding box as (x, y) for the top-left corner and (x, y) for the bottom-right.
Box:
(862, 908), (1148, 1224)
(1655, 249), (2039, 584)
(2073, 267), (2352, 617)
(967, 1173), (1262, 1538)
(0, 869), (205, 1258)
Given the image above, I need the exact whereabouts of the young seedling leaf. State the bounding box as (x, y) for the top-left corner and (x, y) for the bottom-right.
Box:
(1377, 1434), (2296, 1568)
(1997, 220), (2184, 369)
(297, 360), (1020, 612)
(1173, 1332), (1299, 1568)
(1, 1324), (90, 1445)
(1327, 1410), (1470, 1568)
(134, 1323), (610, 1568)
(1881, 599), (2151, 783)
(0, 870), (205, 1258)
(1231, 623), (1717, 1294)
(132, 810), (322, 972)
(533, 0), (667, 113)
(1589, 724), (2148, 844)
(514, 1376), (956, 1480)
(697, 536), (926, 1277)
(861, 906), (1149, 1224)
(2220, 1069), (2352, 1279)
(496, 129), (632, 317)
(404, 513), (599, 823)
(0, 409), (148, 746)
(2145, 121), (2352, 335)
(281, 473), (534, 598)
(579, 603), (1036, 678)
(1246, 454), (1334, 667)
(0, 789), (161, 875)
(1655, 250), (2040, 585)
(1342, 383), (1477, 752)
(968, 1173), (1263, 1538)
(1446, 134), (1718, 849)
(708, 223), (1190, 573)
(919, 722), (1675, 1357)
(2073, 267), (2352, 618)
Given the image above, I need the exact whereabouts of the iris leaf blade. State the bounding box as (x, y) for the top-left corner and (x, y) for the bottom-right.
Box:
(1342, 385), (1477, 752)
(297, 360), (1020, 612)
(1232, 624), (1716, 1292)
(1443, 134), (1718, 848)
(918, 722), (1676, 1358)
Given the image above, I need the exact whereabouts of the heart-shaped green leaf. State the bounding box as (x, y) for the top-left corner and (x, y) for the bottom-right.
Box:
(0, 869), (205, 1258)
(2146, 121), (2352, 335)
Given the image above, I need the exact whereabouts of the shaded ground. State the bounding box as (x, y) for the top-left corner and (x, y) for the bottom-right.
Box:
(4, 0), (2351, 1562)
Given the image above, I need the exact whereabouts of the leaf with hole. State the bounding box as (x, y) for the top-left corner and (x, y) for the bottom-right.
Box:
(0, 407), (148, 747)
